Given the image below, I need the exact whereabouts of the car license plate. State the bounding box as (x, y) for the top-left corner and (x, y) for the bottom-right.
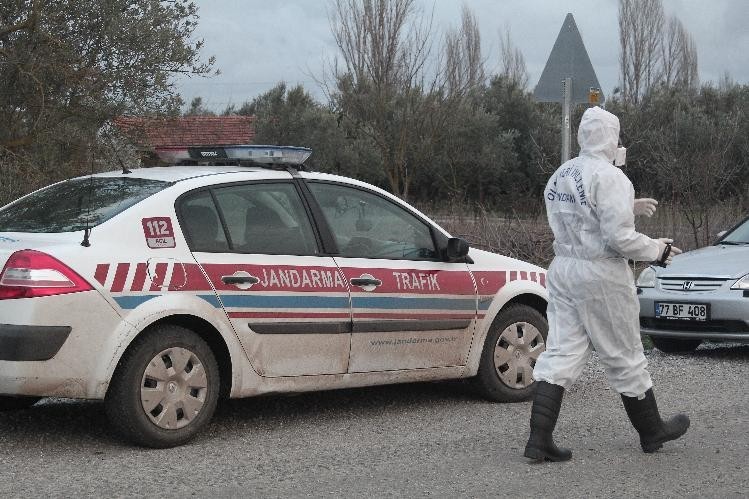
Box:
(655, 302), (709, 321)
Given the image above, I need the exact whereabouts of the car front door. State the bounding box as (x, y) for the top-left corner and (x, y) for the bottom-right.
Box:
(305, 181), (477, 373)
(178, 181), (351, 377)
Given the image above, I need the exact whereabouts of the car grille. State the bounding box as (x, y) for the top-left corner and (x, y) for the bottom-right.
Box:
(659, 278), (727, 292)
(640, 317), (749, 333)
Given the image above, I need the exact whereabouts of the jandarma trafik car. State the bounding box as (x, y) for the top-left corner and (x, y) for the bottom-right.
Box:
(0, 145), (548, 447)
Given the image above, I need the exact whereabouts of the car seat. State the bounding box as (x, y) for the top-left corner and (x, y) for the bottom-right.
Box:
(182, 204), (224, 251)
(244, 203), (309, 254)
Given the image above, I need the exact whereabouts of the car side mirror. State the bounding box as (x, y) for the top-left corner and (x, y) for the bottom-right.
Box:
(445, 237), (470, 261)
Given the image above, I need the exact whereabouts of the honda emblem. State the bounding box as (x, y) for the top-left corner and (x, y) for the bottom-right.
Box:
(682, 281), (694, 291)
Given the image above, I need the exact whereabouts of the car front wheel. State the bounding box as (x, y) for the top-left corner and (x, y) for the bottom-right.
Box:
(474, 304), (548, 402)
(105, 324), (220, 448)
(651, 336), (702, 353)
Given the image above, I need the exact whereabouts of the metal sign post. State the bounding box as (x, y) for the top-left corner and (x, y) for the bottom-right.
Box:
(562, 77), (572, 163)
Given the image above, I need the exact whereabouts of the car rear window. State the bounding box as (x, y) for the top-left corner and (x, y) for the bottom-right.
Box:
(0, 177), (173, 233)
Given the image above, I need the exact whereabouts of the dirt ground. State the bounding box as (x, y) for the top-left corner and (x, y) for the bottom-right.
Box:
(0, 343), (746, 497)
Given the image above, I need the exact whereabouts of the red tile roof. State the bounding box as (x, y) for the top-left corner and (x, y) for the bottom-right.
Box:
(114, 115), (255, 149)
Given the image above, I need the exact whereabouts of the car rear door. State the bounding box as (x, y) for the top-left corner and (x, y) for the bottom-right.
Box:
(304, 181), (477, 373)
(177, 180), (352, 377)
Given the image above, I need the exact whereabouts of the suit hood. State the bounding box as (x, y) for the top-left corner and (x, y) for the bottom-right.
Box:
(577, 106), (619, 163)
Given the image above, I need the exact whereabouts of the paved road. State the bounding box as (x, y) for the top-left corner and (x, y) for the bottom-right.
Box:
(1, 344), (747, 498)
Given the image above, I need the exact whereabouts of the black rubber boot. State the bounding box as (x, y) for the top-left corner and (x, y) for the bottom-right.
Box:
(524, 381), (572, 462)
(621, 388), (690, 453)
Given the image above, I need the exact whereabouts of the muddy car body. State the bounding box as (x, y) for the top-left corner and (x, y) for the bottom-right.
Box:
(0, 146), (548, 447)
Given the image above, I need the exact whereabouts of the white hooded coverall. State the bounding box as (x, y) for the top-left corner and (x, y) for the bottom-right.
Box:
(532, 106), (661, 397)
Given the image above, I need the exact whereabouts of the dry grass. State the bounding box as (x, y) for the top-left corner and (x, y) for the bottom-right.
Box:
(424, 201), (745, 269)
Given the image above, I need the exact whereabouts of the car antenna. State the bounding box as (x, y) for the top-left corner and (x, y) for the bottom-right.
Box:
(81, 153), (94, 247)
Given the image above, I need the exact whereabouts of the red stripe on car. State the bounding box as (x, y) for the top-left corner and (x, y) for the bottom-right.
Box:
(110, 263), (130, 292)
(341, 267), (474, 295)
(227, 311), (351, 319)
(174, 263), (213, 291)
(94, 264), (109, 286)
(472, 270), (507, 295)
(130, 263), (148, 291)
(355, 313), (476, 320)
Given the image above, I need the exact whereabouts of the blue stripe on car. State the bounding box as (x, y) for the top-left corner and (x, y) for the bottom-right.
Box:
(217, 295), (351, 309)
(198, 294), (222, 308)
(116, 293), (479, 312)
(113, 295), (158, 308)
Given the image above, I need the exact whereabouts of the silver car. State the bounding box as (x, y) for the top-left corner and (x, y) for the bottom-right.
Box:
(637, 216), (749, 352)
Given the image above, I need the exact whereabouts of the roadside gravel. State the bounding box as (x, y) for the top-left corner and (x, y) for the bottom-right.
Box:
(0, 343), (746, 498)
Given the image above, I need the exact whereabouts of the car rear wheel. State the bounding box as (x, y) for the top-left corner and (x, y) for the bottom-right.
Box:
(0, 396), (41, 411)
(105, 324), (220, 448)
(474, 304), (548, 402)
(651, 337), (702, 353)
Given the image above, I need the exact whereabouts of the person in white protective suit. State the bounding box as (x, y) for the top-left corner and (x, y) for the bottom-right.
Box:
(524, 106), (690, 462)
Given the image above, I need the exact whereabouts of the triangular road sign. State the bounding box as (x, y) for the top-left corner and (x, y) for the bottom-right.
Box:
(534, 13), (603, 104)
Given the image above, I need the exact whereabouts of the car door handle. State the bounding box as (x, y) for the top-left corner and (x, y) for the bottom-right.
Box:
(221, 274), (260, 285)
(350, 276), (382, 287)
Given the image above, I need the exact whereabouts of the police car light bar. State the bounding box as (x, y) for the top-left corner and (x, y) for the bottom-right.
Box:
(155, 145), (312, 165)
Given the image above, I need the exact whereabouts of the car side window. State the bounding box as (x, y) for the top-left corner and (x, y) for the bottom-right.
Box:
(308, 182), (437, 260)
(179, 190), (230, 252)
(212, 183), (318, 255)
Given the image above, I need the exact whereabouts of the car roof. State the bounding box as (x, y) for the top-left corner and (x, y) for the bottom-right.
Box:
(92, 167), (390, 196)
(94, 165), (282, 182)
(91, 166), (426, 220)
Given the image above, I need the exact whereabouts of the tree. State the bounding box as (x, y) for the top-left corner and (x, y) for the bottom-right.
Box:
(0, 0), (214, 186)
(610, 84), (749, 248)
(497, 27), (528, 90)
(443, 5), (485, 96)
(659, 16), (698, 91)
(184, 97), (216, 116)
(328, 0), (490, 200)
(618, 0), (665, 104)
(232, 82), (383, 185)
(645, 93), (742, 246)
(327, 0), (434, 199)
(618, 0), (699, 104)
(234, 83), (319, 146)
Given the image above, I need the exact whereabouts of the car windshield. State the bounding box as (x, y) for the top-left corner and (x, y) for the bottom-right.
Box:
(720, 219), (749, 244)
(0, 177), (173, 233)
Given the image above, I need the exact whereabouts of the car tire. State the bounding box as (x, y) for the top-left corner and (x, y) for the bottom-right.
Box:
(474, 304), (548, 402)
(105, 324), (220, 448)
(651, 337), (702, 353)
(0, 396), (41, 411)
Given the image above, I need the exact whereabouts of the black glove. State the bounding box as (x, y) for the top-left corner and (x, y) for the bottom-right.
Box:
(652, 242), (671, 267)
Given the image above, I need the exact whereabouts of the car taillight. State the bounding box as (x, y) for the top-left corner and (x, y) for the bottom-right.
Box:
(0, 250), (93, 300)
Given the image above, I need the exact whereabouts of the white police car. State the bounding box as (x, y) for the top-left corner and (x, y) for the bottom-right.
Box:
(0, 146), (548, 447)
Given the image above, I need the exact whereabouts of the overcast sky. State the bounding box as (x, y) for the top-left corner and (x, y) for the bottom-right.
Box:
(175, 0), (749, 111)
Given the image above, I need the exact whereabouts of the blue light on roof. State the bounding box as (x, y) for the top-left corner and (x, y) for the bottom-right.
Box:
(223, 145), (312, 164)
(156, 145), (313, 165)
